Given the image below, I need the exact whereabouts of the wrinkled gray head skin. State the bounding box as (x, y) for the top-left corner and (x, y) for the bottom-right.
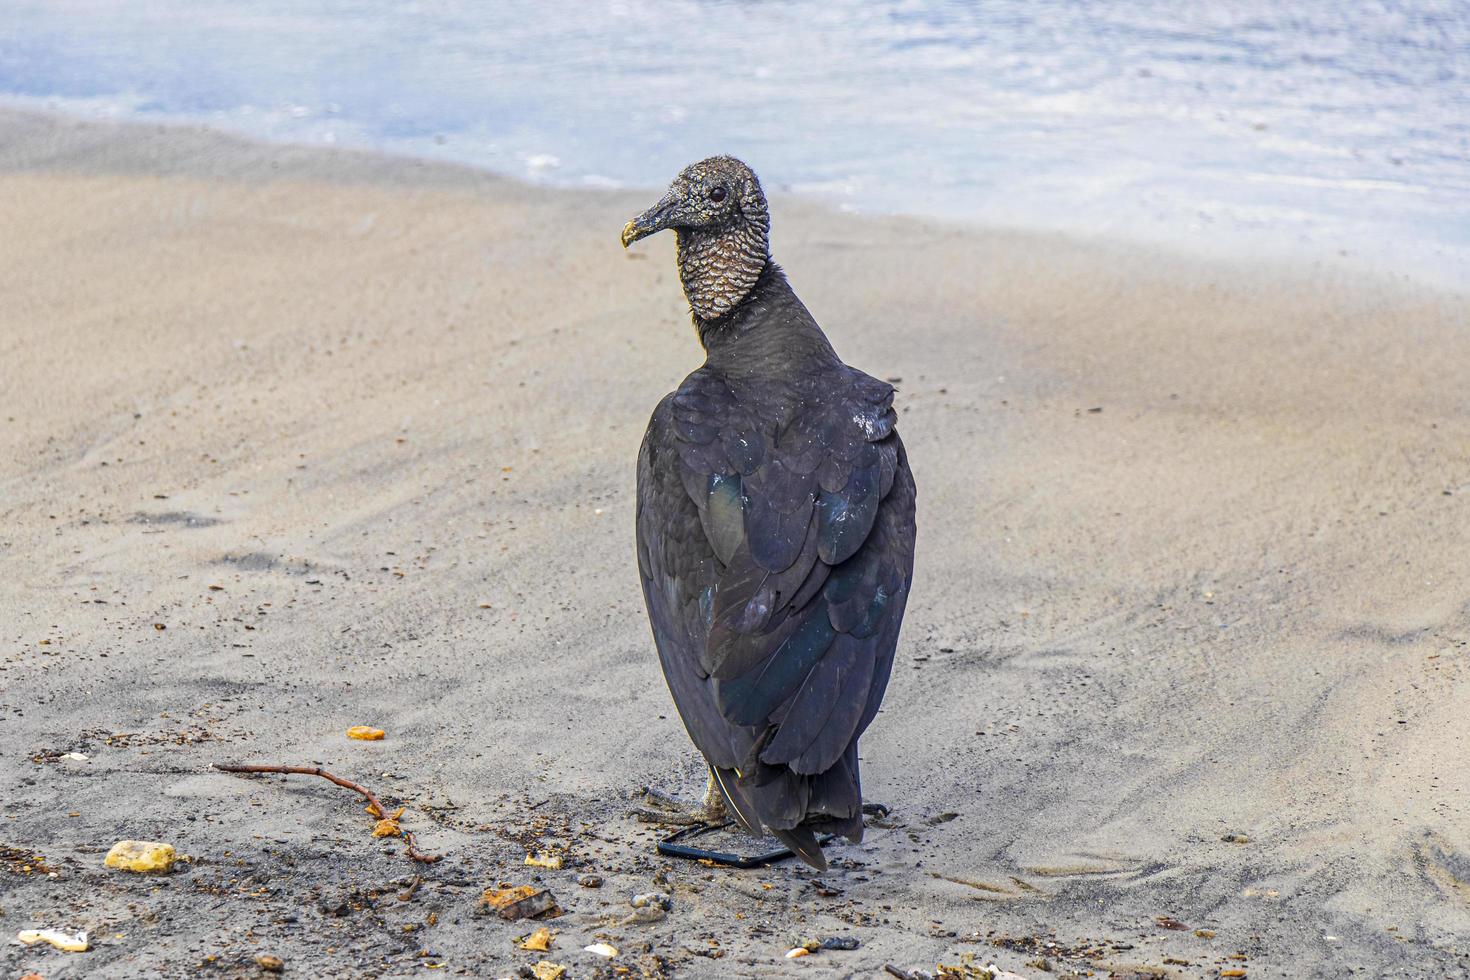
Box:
(621, 156), (771, 321)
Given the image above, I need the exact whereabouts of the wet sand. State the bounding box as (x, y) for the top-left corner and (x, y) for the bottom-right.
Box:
(2, 108), (1468, 978)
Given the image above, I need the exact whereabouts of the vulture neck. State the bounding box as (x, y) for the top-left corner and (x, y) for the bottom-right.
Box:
(675, 216), (769, 321)
(695, 263), (837, 380)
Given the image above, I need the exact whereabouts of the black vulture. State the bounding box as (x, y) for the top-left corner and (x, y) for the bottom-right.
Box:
(622, 156), (917, 870)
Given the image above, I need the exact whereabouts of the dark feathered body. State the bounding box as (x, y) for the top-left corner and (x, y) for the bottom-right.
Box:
(636, 262), (917, 866)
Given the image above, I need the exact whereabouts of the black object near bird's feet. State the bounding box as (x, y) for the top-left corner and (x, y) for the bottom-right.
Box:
(657, 822), (835, 869)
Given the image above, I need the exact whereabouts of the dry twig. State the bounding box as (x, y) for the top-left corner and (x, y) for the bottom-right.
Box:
(213, 762), (442, 864)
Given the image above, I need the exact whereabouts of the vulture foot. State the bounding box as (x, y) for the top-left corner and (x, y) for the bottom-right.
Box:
(632, 777), (727, 827)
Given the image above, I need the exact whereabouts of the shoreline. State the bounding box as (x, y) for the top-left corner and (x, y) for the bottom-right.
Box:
(5, 100), (1465, 297)
(2, 109), (1469, 978)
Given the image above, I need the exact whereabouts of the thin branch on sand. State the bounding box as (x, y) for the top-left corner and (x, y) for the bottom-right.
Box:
(213, 762), (442, 864)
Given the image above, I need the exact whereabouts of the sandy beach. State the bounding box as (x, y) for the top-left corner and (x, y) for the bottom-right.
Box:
(2, 108), (1469, 978)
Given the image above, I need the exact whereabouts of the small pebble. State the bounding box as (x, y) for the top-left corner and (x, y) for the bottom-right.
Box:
(619, 905), (667, 925)
(256, 954), (285, 972)
(631, 891), (672, 910)
(578, 874), (603, 888)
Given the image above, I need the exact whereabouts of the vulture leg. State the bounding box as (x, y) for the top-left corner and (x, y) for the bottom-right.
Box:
(634, 773), (728, 826)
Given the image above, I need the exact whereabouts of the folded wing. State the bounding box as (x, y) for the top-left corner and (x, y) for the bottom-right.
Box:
(637, 362), (915, 833)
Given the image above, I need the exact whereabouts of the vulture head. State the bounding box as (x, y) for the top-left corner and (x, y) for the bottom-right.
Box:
(621, 156), (771, 321)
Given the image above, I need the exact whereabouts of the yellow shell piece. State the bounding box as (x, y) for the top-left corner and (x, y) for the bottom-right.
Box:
(371, 818), (402, 838)
(531, 962), (566, 980)
(346, 726), (385, 740)
(17, 929), (89, 952)
(517, 926), (553, 951)
(524, 851), (564, 870)
(104, 840), (177, 873)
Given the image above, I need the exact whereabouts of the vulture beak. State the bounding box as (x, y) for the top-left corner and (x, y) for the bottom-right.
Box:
(621, 191), (682, 248)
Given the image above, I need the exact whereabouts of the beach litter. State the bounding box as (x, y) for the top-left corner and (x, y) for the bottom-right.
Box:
(1, 846), (56, 876)
(16, 929), (88, 952)
(104, 840), (176, 873)
(939, 962), (1028, 980)
(516, 927), (553, 951)
(478, 885), (561, 920)
(372, 809), (405, 837)
(346, 726), (385, 740)
(883, 956), (1028, 980)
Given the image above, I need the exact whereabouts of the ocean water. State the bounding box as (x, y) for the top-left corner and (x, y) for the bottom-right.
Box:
(2, 0), (1467, 285)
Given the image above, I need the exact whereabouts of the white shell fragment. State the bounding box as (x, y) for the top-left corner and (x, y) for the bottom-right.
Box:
(785, 947), (810, 959)
(583, 942), (618, 958)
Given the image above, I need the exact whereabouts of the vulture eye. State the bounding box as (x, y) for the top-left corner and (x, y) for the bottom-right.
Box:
(709, 186), (727, 203)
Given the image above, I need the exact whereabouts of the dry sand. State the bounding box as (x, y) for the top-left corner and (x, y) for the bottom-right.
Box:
(1, 108), (1468, 979)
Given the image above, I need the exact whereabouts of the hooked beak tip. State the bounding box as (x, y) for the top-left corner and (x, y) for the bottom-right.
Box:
(623, 193), (679, 248)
